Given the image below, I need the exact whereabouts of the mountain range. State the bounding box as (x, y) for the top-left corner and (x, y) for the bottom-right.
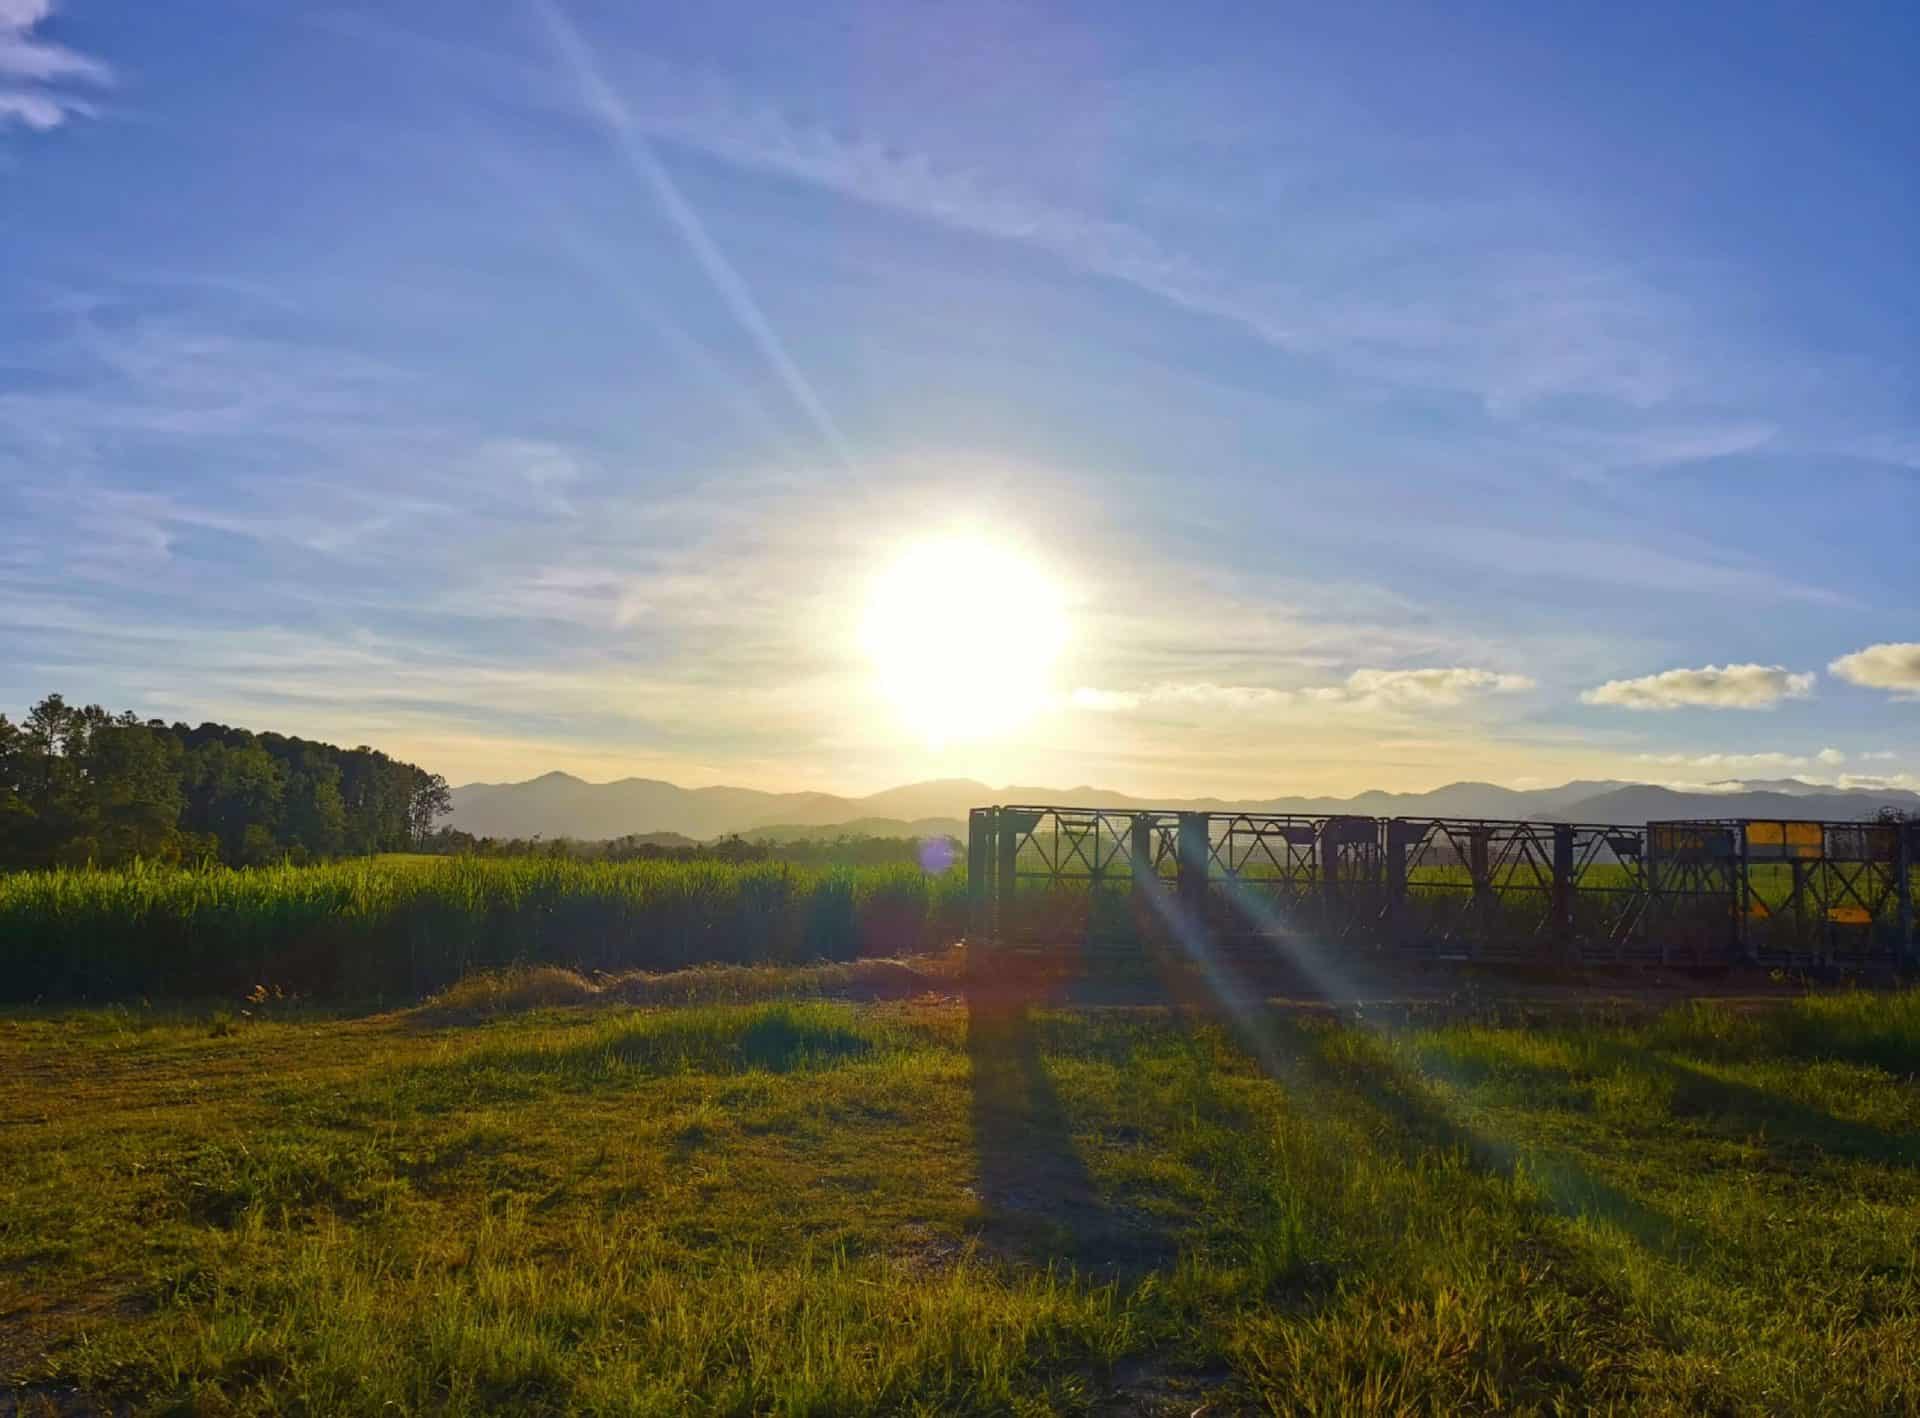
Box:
(448, 772), (1920, 842)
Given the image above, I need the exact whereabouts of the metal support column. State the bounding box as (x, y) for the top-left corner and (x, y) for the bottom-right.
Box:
(995, 809), (1020, 944)
(1647, 832), (1669, 967)
(1735, 827), (1755, 967)
(967, 808), (993, 941)
(1468, 827), (1492, 961)
(1176, 812), (1210, 923)
(1898, 823), (1915, 970)
(1552, 824), (1575, 958)
(1316, 821), (1341, 931)
(1129, 816), (1154, 882)
(1385, 821), (1413, 945)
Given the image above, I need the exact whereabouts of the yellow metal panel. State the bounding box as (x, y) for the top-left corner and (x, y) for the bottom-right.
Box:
(1749, 820), (1823, 858)
(1827, 905), (1872, 926)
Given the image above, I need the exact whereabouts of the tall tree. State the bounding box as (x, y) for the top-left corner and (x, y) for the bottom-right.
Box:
(408, 772), (452, 844)
(285, 754), (348, 858)
(0, 713), (35, 863)
(185, 740), (287, 866)
(75, 719), (186, 863)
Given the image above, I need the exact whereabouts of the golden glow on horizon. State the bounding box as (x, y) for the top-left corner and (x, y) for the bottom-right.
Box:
(859, 533), (1067, 749)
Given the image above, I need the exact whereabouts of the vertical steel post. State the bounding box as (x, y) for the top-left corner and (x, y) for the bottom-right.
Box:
(1898, 823), (1914, 969)
(1735, 825), (1754, 967)
(1468, 827), (1492, 961)
(996, 809), (1020, 944)
(1130, 816), (1154, 884)
(1177, 812), (1210, 922)
(1385, 821), (1410, 945)
(1129, 814), (1155, 945)
(1790, 855), (1810, 966)
(1552, 824), (1575, 958)
(1647, 828), (1668, 967)
(1316, 820), (1340, 932)
(968, 808), (991, 940)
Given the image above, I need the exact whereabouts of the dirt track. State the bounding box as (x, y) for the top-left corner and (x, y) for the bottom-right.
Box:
(951, 939), (1909, 1021)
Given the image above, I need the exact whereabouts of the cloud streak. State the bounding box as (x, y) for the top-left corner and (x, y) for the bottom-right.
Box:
(328, 12), (1767, 427)
(1636, 748), (1847, 774)
(0, 0), (109, 130)
(1582, 663), (1816, 711)
(1072, 666), (1534, 716)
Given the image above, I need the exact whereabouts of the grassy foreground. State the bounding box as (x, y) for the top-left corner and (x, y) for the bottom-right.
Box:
(4, 982), (1918, 1414)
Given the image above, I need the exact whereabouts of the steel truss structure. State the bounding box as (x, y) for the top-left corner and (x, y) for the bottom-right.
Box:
(967, 805), (1918, 968)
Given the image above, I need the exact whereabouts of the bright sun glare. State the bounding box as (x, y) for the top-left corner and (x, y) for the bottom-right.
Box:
(860, 533), (1067, 748)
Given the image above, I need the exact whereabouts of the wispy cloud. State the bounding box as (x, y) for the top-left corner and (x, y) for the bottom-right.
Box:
(1072, 666), (1533, 716)
(1582, 664), (1817, 711)
(325, 12), (1748, 428)
(1635, 747), (1847, 774)
(0, 0), (108, 131)
(589, 68), (1686, 416)
(318, 8), (1920, 490)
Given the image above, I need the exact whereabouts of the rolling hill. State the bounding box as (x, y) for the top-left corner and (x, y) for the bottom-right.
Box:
(447, 772), (1920, 842)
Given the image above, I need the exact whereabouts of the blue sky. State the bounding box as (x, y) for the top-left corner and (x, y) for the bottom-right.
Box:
(2, 0), (1916, 796)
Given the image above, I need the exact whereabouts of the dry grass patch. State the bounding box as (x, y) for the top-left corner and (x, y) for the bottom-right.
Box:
(419, 947), (970, 1021)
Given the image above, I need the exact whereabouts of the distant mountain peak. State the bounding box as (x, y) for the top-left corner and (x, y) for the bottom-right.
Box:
(446, 770), (1920, 842)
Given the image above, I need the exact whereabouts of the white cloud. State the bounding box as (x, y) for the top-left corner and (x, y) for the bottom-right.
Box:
(1835, 772), (1920, 793)
(1636, 749), (1842, 775)
(1829, 643), (1920, 698)
(1646, 778), (1756, 795)
(1331, 666), (1535, 709)
(0, 88), (63, 128)
(0, 0), (109, 131)
(1581, 663), (1815, 711)
(1071, 667), (1531, 716)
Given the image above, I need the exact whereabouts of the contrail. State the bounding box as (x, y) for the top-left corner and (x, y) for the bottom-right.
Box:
(461, 128), (810, 470)
(533, 0), (862, 479)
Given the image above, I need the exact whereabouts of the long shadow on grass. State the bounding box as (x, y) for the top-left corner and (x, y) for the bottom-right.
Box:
(964, 977), (1174, 1277)
(1416, 1034), (1920, 1172)
(1250, 1012), (1704, 1262)
(1594, 1040), (1920, 1171)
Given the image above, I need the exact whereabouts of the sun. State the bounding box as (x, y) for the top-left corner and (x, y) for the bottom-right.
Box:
(860, 533), (1067, 748)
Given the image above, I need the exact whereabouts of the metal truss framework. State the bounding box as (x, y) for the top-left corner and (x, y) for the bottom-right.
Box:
(968, 805), (1918, 968)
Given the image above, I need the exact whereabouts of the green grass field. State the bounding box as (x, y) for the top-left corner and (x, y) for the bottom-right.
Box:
(0, 857), (969, 1003)
(5, 979), (1918, 1414)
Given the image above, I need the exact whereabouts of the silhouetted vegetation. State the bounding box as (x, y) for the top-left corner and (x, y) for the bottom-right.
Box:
(419, 827), (964, 870)
(0, 694), (449, 869)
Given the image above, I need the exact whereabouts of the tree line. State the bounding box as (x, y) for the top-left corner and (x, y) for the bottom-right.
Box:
(419, 828), (964, 871)
(0, 694), (450, 869)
